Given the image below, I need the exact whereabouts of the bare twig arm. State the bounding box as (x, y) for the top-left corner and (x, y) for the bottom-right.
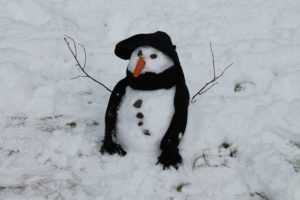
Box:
(78, 43), (87, 69)
(210, 42), (216, 78)
(64, 35), (112, 93)
(70, 75), (87, 80)
(191, 43), (233, 103)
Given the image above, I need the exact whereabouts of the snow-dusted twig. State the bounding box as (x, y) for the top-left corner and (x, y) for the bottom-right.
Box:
(191, 42), (233, 103)
(64, 35), (112, 93)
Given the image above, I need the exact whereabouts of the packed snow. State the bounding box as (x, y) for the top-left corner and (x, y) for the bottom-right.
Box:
(1, 0), (300, 200)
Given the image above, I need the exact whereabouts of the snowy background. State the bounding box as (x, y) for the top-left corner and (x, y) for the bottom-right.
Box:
(1, 0), (300, 199)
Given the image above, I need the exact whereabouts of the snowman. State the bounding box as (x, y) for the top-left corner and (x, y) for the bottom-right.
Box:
(100, 31), (189, 169)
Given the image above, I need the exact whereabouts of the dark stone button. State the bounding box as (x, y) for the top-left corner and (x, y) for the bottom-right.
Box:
(143, 129), (151, 136)
(133, 99), (142, 108)
(136, 112), (144, 119)
(138, 121), (143, 126)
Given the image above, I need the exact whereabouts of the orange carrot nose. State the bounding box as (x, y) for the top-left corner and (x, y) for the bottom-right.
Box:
(133, 57), (145, 78)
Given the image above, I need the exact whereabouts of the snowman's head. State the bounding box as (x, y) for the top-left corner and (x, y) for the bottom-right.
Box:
(127, 46), (174, 78)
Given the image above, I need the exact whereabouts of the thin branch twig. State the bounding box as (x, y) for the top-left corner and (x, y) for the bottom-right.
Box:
(198, 82), (218, 96)
(210, 42), (216, 78)
(65, 35), (77, 57)
(78, 43), (86, 69)
(64, 35), (112, 93)
(191, 42), (233, 103)
(70, 75), (87, 80)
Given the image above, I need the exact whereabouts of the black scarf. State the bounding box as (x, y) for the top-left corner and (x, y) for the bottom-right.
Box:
(126, 66), (178, 90)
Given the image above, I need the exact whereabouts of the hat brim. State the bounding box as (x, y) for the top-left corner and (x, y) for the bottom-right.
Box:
(114, 31), (180, 65)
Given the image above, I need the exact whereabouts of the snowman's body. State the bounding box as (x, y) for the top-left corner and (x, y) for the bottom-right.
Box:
(117, 86), (175, 155)
(117, 46), (176, 155)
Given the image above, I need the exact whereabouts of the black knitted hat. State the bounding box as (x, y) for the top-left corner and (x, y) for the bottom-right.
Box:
(115, 31), (180, 65)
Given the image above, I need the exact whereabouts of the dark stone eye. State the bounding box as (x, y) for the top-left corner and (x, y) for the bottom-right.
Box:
(137, 50), (143, 57)
(150, 54), (157, 59)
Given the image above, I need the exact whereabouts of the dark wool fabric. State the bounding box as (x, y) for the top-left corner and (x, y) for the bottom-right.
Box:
(115, 31), (180, 65)
(126, 66), (178, 90)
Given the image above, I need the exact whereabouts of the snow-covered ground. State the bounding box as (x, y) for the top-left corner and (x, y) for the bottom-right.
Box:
(1, 0), (300, 199)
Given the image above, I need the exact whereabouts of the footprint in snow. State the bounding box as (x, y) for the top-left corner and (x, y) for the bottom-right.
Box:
(234, 192), (269, 200)
(4, 113), (28, 128)
(193, 141), (237, 169)
(35, 115), (100, 133)
(36, 115), (65, 132)
(234, 80), (255, 93)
